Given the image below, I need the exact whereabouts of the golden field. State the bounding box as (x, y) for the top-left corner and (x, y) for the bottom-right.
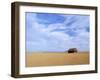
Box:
(25, 52), (89, 67)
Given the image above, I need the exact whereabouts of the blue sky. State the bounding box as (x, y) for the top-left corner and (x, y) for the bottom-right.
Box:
(25, 12), (90, 52)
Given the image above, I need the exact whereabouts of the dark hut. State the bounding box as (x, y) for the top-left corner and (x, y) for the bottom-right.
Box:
(67, 48), (78, 53)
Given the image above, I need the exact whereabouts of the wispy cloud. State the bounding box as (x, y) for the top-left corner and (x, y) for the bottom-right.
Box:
(25, 12), (90, 52)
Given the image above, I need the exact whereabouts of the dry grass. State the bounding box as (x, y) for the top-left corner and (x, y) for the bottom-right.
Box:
(26, 52), (89, 67)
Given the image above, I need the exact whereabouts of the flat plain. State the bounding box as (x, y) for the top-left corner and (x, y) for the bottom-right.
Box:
(26, 52), (89, 67)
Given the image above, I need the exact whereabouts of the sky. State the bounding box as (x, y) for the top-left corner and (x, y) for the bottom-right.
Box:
(25, 12), (90, 52)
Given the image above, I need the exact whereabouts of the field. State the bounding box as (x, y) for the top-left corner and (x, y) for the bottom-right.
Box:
(26, 52), (89, 67)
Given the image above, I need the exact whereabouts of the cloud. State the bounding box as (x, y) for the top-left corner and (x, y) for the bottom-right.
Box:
(26, 13), (90, 52)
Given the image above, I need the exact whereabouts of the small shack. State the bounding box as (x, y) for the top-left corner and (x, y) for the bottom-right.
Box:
(67, 48), (78, 53)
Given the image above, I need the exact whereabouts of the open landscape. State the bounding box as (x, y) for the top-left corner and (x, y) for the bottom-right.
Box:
(25, 13), (90, 67)
(26, 52), (89, 67)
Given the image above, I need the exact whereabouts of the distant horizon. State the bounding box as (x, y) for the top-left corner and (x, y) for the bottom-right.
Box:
(25, 12), (90, 52)
(26, 48), (89, 53)
(26, 51), (89, 53)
